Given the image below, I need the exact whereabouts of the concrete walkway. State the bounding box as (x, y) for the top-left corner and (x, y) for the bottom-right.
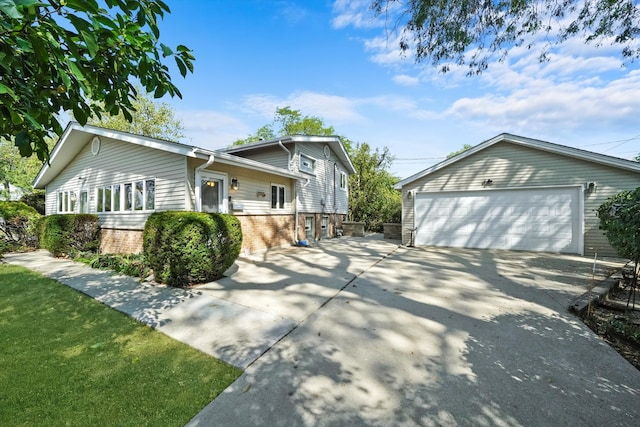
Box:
(2, 236), (399, 369)
(4, 240), (640, 426)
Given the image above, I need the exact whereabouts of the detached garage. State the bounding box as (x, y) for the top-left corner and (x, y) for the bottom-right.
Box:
(394, 134), (640, 256)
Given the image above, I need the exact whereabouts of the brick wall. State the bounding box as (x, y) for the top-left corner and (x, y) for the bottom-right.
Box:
(100, 228), (144, 254)
(296, 213), (344, 241)
(99, 214), (299, 255)
(236, 214), (295, 254)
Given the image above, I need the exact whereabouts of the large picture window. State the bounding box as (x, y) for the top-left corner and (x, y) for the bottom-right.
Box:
(96, 179), (155, 213)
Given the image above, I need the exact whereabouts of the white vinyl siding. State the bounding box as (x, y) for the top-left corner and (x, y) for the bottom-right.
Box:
(186, 158), (295, 215)
(294, 143), (349, 215)
(224, 141), (350, 216)
(45, 136), (187, 230)
(401, 141), (640, 256)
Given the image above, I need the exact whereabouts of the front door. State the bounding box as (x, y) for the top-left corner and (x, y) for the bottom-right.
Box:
(201, 176), (223, 213)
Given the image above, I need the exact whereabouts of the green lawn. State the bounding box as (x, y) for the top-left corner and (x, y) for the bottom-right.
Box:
(0, 264), (242, 426)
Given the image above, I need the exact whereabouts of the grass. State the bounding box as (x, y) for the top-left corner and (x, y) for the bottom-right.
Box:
(0, 264), (242, 426)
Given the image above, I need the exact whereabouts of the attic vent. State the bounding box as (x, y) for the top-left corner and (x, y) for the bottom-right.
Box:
(323, 145), (330, 158)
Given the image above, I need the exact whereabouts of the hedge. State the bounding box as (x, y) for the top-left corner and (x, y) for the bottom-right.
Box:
(0, 201), (41, 254)
(143, 211), (242, 287)
(39, 214), (100, 257)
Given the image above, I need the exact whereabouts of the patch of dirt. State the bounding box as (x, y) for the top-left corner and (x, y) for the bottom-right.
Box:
(582, 282), (640, 371)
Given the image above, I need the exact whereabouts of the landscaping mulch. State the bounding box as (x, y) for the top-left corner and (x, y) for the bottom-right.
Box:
(582, 282), (640, 371)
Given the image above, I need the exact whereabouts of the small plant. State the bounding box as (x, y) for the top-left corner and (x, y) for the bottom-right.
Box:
(78, 253), (151, 279)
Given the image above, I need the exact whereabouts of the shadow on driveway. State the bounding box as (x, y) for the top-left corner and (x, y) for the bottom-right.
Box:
(190, 246), (639, 426)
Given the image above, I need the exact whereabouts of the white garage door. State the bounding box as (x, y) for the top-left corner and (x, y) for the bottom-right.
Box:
(414, 187), (582, 253)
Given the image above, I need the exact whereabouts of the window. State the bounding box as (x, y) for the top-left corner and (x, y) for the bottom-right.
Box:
(96, 179), (155, 213)
(57, 190), (77, 213)
(145, 179), (155, 210)
(299, 154), (315, 174)
(113, 185), (121, 211)
(79, 191), (88, 214)
(124, 183), (132, 210)
(271, 184), (285, 209)
(340, 172), (347, 190)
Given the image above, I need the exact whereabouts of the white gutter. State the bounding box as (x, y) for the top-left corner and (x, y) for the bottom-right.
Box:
(279, 140), (300, 243)
(194, 151), (215, 212)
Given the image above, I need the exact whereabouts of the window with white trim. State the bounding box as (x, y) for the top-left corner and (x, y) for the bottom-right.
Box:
(339, 171), (347, 190)
(271, 184), (285, 209)
(96, 179), (155, 213)
(299, 154), (316, 174)
(57, 190), (77, 213)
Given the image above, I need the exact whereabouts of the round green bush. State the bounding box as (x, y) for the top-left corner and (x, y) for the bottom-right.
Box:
(39, 214), (99, 257)
(143, 211), (243, 287)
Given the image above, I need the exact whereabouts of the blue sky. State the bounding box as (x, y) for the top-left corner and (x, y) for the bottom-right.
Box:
(155, 0), (640, 178)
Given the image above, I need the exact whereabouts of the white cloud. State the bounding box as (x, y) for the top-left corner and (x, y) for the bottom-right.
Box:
(445, 70), (640, 135)
(242, 91), (365, 124)
(177, 110), (251, 148)
(331, 0), (381, 29)
(392, 74), (420, 86)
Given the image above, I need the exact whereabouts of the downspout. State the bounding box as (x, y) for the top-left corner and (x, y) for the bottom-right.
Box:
(193, 150), (215, 212)
(278, 140), (299, 243)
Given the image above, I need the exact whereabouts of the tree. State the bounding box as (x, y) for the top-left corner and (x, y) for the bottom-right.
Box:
(0, 0), (194, 161)
(0, 138), (48, 200)
(349, 142), (401, 231)
(597, 187), (640, 309)
(447, 144), (474, 159)
(233, 107), (336, 146)
(371, 0), (640, 74)
(86, 86), (185, 141)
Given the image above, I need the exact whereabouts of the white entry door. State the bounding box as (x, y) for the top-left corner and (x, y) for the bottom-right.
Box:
(414, 187), (582, 254)
(200, 172), (227, 213)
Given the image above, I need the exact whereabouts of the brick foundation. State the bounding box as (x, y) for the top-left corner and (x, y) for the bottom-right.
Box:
(236, 214), (295, 254)
(99, 214), (322, 255)
(296, 213), (344, 241)
(100, 228), (144, 254)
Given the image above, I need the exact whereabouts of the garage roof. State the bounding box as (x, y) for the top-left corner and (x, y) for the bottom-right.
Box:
(394, 133), (640, 189)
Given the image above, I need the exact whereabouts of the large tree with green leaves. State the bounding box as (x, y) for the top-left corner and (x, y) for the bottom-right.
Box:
(233, 107), (336, 146)
(371, 0), (640, 74)
(0, 0), (194, 161)
(349, 143), (401, 231)
(86, 85), (185, 141)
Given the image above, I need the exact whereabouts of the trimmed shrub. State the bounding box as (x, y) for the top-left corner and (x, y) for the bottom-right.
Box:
(20, 190), (46, 215)
(0, 201), (41, 254)
(143, 211), (242, 287)
(39, 214), (99, 257)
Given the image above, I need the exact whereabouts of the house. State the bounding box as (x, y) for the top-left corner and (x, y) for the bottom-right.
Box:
(33, 123), (352, 254)
(393, 133), (640, 256)
(222, 135), (355, 241)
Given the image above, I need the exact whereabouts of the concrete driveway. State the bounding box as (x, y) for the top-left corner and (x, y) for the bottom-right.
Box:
(190, 242), (640, 426)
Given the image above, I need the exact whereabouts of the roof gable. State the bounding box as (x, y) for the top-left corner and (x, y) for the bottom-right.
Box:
(33, 122), (303, 188)
(394, 133), (640, 189)
(221, 135), (356, 175)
